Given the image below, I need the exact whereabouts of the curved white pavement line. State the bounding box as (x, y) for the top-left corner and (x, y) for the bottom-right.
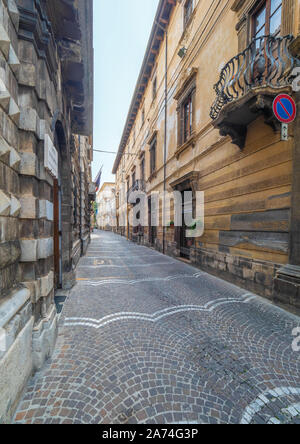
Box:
(78, 272), (205, 286)
(64, 294), (256, 330)
(268, 402), (300, 424)
(79, 261), (177, 269)
(240, 387), (300, 424)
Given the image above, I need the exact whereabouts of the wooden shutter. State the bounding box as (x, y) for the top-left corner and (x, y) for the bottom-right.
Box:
(282, 0), (296, 35)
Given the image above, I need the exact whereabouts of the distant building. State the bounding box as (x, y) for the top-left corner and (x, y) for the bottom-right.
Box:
(96, 183), (116, 231)
(0, 0), (93, 422)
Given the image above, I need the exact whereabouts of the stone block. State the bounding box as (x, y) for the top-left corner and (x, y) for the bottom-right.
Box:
(18, 63), (36, 87)
(243, 268), (255, 281)
(0, 190), (11, 216)
(20, 196), (37, 219)
(0, 78), (10, 111)
(62, 270), (76, 290)
(0, 287), (31, 330)
(8, 45), (20, 76)
(37, 237), (53, 260)
(10, 195), (21, 217)
(40, 271), (54, 297)
(8, 97), (19, 124)
(0, 240), (20, 268)
(32, 306), (58, 372)
(0, 317), (33, 424)
(9, 147), (20, 171)
(0, 135), (10, 164)
(0, 216), (18, 242)
(7, 0), (19, 31)
(22, 280), (41, 304)
(20, 239), (38, 262)
(0, 23), (10, 60)
(19, 152), (37, 176)
(39, 200), (53, 221)
(19, 107), (38, 133)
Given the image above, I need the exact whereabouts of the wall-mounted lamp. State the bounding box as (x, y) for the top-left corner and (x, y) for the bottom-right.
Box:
(178, 47), (187, 58)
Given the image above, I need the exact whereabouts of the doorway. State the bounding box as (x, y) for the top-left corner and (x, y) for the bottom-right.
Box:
(148, 197), (157, 246)
(179, 188), (193, 259)
(53, 178), (62, 288)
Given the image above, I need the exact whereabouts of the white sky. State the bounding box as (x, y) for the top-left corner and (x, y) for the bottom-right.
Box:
(92, 0), (160, 185)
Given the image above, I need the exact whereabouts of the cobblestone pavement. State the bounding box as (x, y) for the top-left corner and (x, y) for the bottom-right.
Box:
(14, 231), (300, 424)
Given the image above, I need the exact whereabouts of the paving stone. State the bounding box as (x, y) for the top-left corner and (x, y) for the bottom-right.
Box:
(13, 231), (300, 424)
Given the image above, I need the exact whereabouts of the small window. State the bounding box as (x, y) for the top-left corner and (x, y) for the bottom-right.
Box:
(184, 0), (193, 28)
(132, 171), (136, 186)
(152, 76), (157, 100)
(150, 136), (157, 175)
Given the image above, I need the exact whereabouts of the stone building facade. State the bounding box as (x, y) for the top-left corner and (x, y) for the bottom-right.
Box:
(96, 182), (116, 231)
(113, 0), (300, 312)
(0, 0), (93, 423)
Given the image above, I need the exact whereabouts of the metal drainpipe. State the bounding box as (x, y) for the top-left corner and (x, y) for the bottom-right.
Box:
(163, 29), (168, 255)
(79, 137), (83, 256)
(154, 20), (168, 255)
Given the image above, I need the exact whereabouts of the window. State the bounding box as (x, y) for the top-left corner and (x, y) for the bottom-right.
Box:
(140, 157), (145, 182)
(184, 0), (193, 28)
(179, 93), (193, 145)
(253, 0), (282, 39)
(132, 171), (136, 187)
(141, 107), (145, 127)
(152, 76), (157, 101)
(150, 136), (157, 175)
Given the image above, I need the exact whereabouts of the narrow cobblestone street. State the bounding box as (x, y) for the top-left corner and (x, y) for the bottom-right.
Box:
(14, 231), (300, 424)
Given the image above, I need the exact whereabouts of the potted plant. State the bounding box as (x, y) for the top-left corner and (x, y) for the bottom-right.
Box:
(167, 220), (175, 229)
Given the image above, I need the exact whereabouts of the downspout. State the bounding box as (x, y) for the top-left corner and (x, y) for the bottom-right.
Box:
(79, 137), (83, 256)
(155, 19), (168, 255)
(163, 30), (168, 255)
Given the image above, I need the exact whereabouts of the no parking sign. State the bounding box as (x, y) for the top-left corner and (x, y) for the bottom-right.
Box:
(273, 94), (297, 124)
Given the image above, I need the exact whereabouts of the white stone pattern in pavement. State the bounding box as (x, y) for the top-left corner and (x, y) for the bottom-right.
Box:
(241, 387), (300, 424)
(64, 293), (256, 330)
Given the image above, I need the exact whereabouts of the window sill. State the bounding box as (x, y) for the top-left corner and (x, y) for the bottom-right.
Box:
(175, 133), (196, 159)
(148, 171), (157, 183)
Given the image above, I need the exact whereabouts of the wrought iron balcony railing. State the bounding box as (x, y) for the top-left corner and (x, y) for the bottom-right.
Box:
(210, 35), (298, 121)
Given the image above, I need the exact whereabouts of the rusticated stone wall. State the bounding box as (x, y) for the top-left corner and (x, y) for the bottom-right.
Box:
(0, 0), (93, 423)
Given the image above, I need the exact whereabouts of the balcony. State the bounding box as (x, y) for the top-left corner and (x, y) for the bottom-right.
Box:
(127, 180), (146, 203)
(210, 35), (299, 149)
